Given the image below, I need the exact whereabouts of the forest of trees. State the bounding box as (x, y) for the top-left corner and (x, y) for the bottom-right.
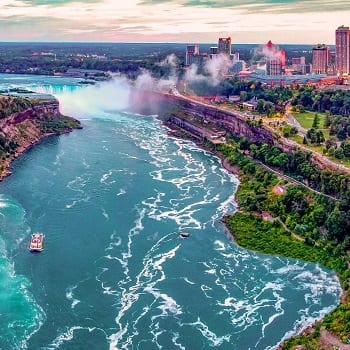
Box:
(292, 86), (350, 141)
(224, 137), (350, 245)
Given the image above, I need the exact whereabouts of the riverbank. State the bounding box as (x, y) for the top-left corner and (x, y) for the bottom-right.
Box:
(0, 97), (81, 182)
(167, 123), (349, 349)
(219, 151), (349, 349)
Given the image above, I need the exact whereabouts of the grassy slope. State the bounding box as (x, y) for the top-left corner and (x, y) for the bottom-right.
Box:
(293, 111), (327, 130)
(291, 110), (350, 168)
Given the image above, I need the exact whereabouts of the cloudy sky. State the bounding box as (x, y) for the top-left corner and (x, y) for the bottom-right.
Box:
(0, 0), (349, 44)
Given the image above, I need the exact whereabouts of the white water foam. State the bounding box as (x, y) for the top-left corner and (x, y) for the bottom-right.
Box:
(186, 318), (231, 347)
(46, 326), (106, 350)
(65, 286), (81, 309)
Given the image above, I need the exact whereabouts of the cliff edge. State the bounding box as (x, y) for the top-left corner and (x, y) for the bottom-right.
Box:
(0, 95), (81, 180)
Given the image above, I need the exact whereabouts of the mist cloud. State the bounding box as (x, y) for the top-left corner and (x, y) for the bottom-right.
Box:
(184, 53), (233, 86)
(58, 77), (131, 117)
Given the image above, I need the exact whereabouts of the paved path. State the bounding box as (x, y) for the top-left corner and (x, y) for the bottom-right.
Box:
(252, 157), (340, 201)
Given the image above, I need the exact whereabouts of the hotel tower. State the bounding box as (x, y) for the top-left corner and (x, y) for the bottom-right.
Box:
(218, 37), (232, 56)
(335, 25), (350, 75)
(312, 44), (329, 74)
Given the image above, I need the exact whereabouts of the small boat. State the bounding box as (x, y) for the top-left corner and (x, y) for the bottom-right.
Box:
(179, 232), (190, 238)
(29, 233), (44, 252)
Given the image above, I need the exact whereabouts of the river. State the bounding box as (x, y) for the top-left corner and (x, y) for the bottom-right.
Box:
(0, 74), (342, 350)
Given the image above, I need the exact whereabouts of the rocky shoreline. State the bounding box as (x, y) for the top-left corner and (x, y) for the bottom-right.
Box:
(0, 97), (81, 182)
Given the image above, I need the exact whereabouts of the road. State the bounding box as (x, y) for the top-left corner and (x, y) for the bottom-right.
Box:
(168, 88), (350, 175)
(250, 156), (340, 201)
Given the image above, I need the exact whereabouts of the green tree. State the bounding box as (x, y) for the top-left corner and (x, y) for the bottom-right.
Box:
(257, 99), (265, 113)
(315, 130), (325, 144)
(340, 140), (350, 158)
(240, 91), (247, 102)
(306, 128), (317, 143)
(334, 148), (344, 159)
(312, 113), (320, 128)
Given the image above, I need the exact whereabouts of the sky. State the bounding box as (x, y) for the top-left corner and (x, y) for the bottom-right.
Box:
(0, 0), (349, 44)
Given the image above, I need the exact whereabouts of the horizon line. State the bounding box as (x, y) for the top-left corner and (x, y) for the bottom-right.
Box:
(0, 41), (336, 47)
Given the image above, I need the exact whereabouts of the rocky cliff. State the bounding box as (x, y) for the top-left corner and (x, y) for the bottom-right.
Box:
(0, 96), (81, 180)
(129, 89), (276, 144)
(130, 89), (350, 175)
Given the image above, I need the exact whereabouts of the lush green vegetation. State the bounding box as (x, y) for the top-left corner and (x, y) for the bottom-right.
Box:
(292, 87), (350, 142)
(219, 140), (349, 272)
(0, 42), (188, 78)
(40, 114), (81, 134)
(214, 139), (350, 348)
(293, 111), (327, 130)
(188, 78), (293, 104)
(0, 97), (35, 159)
(292, 86), (350, 118)
(242, 140), (349, 204)
(225, 213), (343, 270)
(0, 96), (80, 177)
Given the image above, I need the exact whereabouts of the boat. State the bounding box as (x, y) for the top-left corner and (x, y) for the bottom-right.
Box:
(29, 233), (44, 252)
(179, 232), (190, 238)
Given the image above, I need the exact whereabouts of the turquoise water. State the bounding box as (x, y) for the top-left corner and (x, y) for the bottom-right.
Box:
(0, 74), (342, 350)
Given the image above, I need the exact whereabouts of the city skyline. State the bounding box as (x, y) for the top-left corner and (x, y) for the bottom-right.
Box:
(1, 1), (350, 44)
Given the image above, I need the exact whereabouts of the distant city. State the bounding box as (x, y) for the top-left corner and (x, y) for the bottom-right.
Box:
(184, 25), (350, 86)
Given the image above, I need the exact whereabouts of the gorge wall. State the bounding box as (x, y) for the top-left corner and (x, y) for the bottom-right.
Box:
(0, 96), (80, 180)
(130, 89), (350, 175)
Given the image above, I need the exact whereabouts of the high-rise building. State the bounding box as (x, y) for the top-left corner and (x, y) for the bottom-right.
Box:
(265, 40), (286, 71)
(185, 44), (200, 66)
(267, 58), (282, 75)
(218, 37), (232, 56)
(279, 49), (286, 67)
(312, 44), (329, 74)
(335, 25), (350, 75)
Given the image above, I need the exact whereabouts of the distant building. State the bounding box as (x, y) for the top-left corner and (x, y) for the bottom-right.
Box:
(265, 40), (286, 67)
(218, 37), (232, 56)
(267, 58), (282, 75)
(301, 64), (313, 74)
(335, 25), (350, 75)
(279, 50), (286, 67)
(209, 46), (218, 59)
(231, 53), (240, 62)
(312, 44), (329, 74)
(261, 40), (286, 75)
(292, 57), (306, 66)
(185, 44), (200, 66)
(210, 47), (218, 55)
(242, 98), (258, 110)
(291, 57), (306, 74)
